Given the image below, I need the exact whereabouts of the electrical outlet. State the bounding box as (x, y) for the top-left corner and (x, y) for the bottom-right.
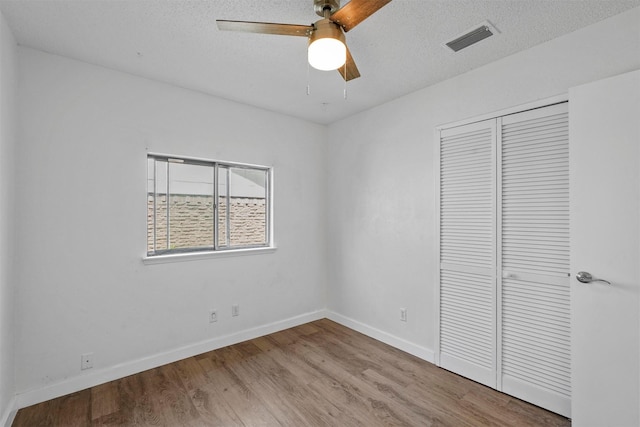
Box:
(232, 304), (240, 317)
(81, 352), (94, 370)
(209, 309), (218, 323)
(400, 308), (407, 322)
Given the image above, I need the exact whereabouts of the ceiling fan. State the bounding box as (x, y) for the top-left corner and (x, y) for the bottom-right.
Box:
(216, 0), (392, 81)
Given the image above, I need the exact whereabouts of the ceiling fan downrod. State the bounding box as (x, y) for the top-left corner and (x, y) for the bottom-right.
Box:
(314, 0), (340, 17)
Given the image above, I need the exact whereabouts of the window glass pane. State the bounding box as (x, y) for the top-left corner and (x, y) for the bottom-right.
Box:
(147, 155), (270, 256)
(228, 167), (267, 247)
(147, 158), (155, 253)
(154, 159), (169, 252)
(217, 166), (228, 247)
(168, 162), (214, 250)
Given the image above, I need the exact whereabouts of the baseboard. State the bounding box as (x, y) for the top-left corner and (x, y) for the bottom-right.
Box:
(326, 311), (435, 363)
(13, 309), (327, 411)
(11, 309), (433, 413)
(1, 396), (16, 427)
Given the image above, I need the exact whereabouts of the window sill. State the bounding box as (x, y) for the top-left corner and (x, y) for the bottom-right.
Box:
(142, 246), (277, 265)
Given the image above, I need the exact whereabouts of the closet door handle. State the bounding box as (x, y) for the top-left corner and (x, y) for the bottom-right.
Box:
(576, 271), (611, 285)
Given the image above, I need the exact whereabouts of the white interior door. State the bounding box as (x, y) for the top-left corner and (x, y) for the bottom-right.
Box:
(499, 104), (571, 417)
(570, 70), (640, 426)
(437, 119), (497, 388)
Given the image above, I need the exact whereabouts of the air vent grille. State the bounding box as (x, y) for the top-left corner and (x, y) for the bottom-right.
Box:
(445, 22), (497, 52)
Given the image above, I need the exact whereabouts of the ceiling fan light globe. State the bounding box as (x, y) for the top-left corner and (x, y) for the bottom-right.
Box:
(308, 38), (347, 70)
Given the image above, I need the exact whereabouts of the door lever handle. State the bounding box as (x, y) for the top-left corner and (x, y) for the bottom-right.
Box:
(576, 271), (611, 285)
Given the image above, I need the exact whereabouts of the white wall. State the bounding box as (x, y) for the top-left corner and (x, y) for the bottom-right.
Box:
(13, 47), (328, 403)
(326, 7), (640, 360)
(0, 9), (17, 426)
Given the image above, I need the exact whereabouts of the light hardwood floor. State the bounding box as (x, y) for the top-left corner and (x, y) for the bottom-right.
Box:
(13, 319), (571, 426)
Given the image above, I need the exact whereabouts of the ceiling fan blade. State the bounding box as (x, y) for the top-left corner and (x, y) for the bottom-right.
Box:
(337, 47), (360, 81)
(330, 0), (391, 32)
(216, 20), (313, 37)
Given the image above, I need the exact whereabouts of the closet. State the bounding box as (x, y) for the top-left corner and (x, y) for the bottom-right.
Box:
(436, 102), (570, 417)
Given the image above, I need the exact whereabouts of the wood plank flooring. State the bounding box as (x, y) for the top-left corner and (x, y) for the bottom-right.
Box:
(13, 319), (571, 426)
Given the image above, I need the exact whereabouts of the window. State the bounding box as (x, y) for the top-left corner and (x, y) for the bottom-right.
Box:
(147, 154), (271, 257)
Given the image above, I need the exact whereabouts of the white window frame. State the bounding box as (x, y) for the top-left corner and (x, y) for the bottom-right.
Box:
(143, 153), (275, 264)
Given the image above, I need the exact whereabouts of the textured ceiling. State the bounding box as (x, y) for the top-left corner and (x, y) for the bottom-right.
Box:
(1, 0), (639, 124)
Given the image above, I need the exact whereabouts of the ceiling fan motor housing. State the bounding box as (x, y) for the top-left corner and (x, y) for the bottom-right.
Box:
(310, 19), (345, 44)
(314, 0), (340, 17)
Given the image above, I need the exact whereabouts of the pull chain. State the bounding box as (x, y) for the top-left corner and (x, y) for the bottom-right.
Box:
(343, 65), (347, 100)
(306, 60), (311, 96)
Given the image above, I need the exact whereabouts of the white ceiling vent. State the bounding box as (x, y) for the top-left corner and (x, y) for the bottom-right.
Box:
(445, 21), (499, 52)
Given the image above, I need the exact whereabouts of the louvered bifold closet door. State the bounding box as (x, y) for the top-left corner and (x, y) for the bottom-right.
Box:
(438, 119), (497, 388)
(499, 102), (571, 417)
